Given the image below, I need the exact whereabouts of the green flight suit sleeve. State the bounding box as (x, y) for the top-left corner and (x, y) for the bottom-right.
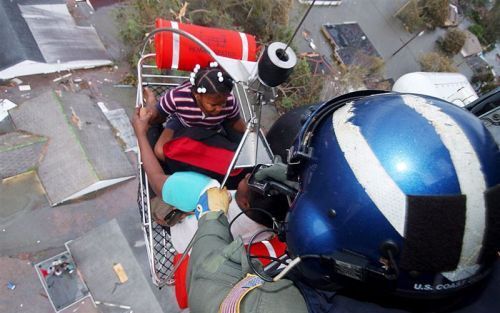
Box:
(187, 211), (308, 313)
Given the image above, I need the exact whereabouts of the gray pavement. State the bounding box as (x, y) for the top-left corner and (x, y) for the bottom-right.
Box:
(68, 219), (175, 313)
(291, 0), (449, 80)
(482, 44), (500, 76)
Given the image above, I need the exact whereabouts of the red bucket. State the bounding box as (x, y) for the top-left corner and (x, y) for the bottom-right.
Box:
(154, 19), (258, 71)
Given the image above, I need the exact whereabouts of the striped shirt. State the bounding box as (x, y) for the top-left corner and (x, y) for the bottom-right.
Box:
(156, 81), (240, 129)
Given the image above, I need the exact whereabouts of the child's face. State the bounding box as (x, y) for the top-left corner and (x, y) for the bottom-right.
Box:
(195, 93), (228, 116)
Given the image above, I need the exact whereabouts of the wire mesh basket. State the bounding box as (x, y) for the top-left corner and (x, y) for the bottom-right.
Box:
(136, 52), (188, 287)
(135, 28), (275, 287)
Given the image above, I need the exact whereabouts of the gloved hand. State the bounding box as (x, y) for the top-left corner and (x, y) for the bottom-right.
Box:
(253, 156), (299, 192)
(195, 187), (231, 219)
(254, 161), (288, 183)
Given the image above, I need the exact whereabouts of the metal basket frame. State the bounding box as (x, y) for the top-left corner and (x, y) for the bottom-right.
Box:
(135, 28), (275, 287)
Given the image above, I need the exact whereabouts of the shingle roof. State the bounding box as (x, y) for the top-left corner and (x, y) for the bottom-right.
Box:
(0, 0), (111, 80)
(322, 22), (381, 66)
(461, 30), (482, 57)
(0, 0), (44, 71)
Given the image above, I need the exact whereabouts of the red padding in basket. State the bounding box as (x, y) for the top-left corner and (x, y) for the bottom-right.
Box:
(163, 137), (243, 177)
(154, 19), (258, 70)
(174, 253), (189, 309)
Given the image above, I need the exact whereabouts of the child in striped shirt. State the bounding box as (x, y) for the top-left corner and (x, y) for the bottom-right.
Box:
(143, 64), (246, 161)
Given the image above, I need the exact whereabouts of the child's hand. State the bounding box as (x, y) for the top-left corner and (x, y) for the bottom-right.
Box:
(132, 107), (152, 135)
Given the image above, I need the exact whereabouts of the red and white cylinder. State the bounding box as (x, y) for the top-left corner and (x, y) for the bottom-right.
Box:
(154, 19), (259, 71)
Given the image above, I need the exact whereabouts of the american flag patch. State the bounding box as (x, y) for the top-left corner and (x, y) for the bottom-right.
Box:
(219, 274), (264, 313)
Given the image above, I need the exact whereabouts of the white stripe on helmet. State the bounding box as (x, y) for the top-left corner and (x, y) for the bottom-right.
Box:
(334, 95), (487, 282)
(333, 102), (407, 236)
(401, 95), (486, 282)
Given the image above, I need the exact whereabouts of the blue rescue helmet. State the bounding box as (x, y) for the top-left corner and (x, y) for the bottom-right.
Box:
(285, 92), (500, 298)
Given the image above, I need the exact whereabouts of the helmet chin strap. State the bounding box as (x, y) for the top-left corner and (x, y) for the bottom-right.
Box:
(273, 257), (301, 282)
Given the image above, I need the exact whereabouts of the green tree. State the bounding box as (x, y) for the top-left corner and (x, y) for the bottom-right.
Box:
(439, 29), (466, 55)
(366, 56), (385, 77)
(397, 0), (424, 33)
(483, 1), (500, 45)
(117, 0), (324, 112)
(276, 58), (323, 112)
(116, 0), (182, 66)
(459, 0), (499, 46)
(421, 0), (449, 28)
(320, 67), (368, 100)
(353, 52), (385, 78)
(117, 0), (294, 66)
(468, 24), (485, 41)
(419, 52), (457, 72)
(185, 0), (293, 43)
(472, 69), (497, 94)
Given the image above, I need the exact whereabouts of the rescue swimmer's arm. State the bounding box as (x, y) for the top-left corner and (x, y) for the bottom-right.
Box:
(188, 191), (240, 312)
(188, 208), (308, 313)
(131, 107), (168, 196)
(191, 212), (233, 258)
(188, 211), (243, 313)
(143, 87), (166, 125)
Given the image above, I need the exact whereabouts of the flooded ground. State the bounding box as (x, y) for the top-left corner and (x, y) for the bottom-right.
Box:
(0, 171), (47, 223)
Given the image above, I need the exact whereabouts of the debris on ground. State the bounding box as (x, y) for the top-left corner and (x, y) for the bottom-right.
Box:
(112, 263), (128, 283)
(10, 78), (23, 85)
(0, 98), (17, 121)
(18, 85), (31, 91)
(53, 73), (73, 83)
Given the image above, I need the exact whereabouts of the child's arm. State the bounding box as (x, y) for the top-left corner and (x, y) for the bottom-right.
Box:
(226, 97), (246, 133)
(229, 117), (247, 133)
(154, 127), (175, 161)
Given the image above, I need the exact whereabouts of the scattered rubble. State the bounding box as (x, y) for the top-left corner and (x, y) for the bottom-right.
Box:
(18, 85), (31, 91)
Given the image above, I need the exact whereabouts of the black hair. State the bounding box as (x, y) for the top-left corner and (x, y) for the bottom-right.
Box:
(246, 189), (289, 228)
(193, 67), (234, 94)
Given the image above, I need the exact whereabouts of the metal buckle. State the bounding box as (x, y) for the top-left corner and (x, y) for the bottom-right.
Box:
(247, 164), (297, 197)
(247, 164), (271, 195)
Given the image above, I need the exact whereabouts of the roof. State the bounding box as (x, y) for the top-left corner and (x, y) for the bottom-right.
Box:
(10, 90), (135, 206)
(0, 0), (44, 71)
(466, 55), (491, 74)
(444, 4), (459, 27)
(461, 30), (482, 57)
(322, 22), (381, 67)
(0, 131), (47, 179)
(87, 0), (124, 10)
(0, 0), (112, 80)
